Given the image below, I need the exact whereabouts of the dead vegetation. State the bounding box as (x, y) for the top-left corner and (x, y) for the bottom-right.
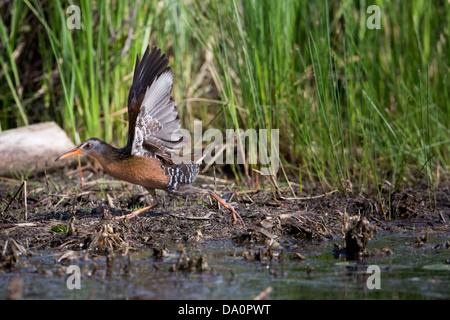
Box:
(0, 171), (449, 278)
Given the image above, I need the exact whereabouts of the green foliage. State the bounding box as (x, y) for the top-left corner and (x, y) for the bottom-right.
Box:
(49, 224), (68, 233)
(0, 0), (448, 192)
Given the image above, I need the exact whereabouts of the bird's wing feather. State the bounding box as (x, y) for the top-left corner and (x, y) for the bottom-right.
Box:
(127, 46), (183, 158)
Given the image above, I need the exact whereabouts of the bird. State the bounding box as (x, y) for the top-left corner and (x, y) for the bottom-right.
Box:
(56, 45), (244, 226)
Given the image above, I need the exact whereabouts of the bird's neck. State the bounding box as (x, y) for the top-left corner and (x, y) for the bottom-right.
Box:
(91, 142), (130, 167)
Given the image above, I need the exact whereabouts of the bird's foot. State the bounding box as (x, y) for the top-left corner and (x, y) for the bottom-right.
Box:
(226, 203), (246, 227)
(113, 204), (156, 220)
(208, 192), (245, 227)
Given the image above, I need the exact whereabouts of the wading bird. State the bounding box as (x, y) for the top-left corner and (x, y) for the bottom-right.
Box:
(56, 46), (244, 226)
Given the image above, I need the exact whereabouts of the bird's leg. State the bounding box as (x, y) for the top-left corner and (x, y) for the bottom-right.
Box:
(114, 189), (158, 220)
(200, 190), (245, 227)
(167, 185), (245, 227)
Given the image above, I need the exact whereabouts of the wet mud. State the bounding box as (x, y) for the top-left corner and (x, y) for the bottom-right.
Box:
(0, 171), (449, 299)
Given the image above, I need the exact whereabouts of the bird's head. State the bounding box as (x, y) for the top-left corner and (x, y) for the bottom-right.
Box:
(55, 138), (106, 161)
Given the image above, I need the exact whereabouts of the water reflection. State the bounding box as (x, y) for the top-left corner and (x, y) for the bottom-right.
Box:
(1, 235), (449, 299)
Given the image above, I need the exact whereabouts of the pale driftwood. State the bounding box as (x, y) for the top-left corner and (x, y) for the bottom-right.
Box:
(0, 122), (77, 177)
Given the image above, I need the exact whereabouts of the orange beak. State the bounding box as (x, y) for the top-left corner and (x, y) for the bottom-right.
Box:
(55, 147), (82, 161)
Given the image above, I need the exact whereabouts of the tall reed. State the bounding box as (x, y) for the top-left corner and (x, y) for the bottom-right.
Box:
(0, 0), (447, 195)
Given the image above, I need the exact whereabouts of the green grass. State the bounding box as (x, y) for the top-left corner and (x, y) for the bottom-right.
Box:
(0, 0), (448, 196)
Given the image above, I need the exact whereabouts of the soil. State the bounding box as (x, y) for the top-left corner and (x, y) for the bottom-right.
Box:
(1, 166), (449, 273)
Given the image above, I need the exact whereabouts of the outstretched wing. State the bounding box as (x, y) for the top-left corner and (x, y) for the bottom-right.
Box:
(126, 46), (183, 158)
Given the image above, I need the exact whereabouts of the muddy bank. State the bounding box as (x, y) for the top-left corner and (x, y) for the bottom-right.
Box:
(1, 171), (449, 299)
(1, 171), (448, 253)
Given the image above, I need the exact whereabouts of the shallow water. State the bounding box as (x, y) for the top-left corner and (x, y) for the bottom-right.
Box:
(1, 234), (449, 300)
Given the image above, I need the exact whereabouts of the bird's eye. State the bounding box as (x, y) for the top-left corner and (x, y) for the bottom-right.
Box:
(85, 143), (92, 149)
